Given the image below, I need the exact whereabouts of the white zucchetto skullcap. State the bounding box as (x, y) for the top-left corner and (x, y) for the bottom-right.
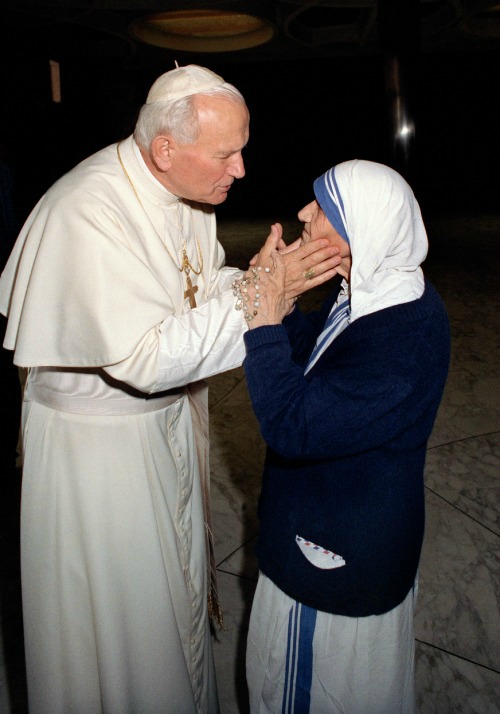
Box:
(146, 64), (225, 104)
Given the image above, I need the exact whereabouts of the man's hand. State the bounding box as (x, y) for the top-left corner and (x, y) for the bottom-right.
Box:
(253, 224), (341, 300)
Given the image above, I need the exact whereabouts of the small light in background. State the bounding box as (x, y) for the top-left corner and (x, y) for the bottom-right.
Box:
(50, 60), (61, 103)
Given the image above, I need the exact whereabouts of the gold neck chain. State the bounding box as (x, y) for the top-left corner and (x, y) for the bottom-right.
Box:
(176, 211), (203, 277)
(116, 142), (204, 283)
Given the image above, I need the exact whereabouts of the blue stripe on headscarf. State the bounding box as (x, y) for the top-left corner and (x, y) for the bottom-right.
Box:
(313, 167), (350, 245)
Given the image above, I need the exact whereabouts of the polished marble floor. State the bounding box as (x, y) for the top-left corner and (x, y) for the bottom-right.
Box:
(0, 212), (498, 713)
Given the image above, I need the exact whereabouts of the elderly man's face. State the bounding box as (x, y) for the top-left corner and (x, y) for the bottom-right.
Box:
(298, 200), (352, 280)
(165, 95), (249, 205)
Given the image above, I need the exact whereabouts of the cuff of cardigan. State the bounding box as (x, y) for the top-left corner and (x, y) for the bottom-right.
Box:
(243, 324), (288, 350)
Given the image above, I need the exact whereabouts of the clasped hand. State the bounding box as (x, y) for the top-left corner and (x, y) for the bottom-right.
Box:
(241, 223), (341, 329)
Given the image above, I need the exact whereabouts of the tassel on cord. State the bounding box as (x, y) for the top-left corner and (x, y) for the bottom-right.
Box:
(187, 382), (224, 630)
(206, 522), (224, 629)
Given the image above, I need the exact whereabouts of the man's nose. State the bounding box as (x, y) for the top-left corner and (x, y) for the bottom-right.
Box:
(228, 154), (245, 179)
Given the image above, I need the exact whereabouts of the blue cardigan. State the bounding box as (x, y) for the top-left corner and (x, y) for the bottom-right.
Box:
(243, 280), (450, 617)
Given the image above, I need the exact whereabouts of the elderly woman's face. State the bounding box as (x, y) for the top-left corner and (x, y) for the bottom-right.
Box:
(298, 200), (352, 279)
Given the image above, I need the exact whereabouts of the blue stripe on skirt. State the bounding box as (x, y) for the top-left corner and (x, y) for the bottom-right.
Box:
(282, 602), (317, 714)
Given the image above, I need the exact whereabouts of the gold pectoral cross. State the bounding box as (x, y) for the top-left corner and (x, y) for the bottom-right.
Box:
(184, 274), (198, 308)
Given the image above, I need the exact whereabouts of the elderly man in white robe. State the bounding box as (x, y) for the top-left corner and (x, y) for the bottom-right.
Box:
(0, 64), (340, 714)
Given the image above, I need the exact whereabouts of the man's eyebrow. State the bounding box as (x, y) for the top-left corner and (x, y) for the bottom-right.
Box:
(216, 145), (247, 157)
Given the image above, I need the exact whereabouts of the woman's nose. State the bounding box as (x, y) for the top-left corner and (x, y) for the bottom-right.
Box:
(297, 201), (316, 222)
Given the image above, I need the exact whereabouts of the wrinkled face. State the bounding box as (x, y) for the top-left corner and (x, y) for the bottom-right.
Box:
(165, 95), (249, 205)
(298, 199), (352, 280)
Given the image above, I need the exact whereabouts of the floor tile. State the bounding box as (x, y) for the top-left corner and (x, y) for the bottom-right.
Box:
(416, 641), (500, 714)
(416, 492), (499, 670)
(425, 433), (500, 534)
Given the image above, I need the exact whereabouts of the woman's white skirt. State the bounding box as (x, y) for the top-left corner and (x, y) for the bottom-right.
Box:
(247, 573), (416, 714)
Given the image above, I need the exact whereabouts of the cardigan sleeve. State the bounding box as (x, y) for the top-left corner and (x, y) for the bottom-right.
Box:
(243, 290), (450, 461)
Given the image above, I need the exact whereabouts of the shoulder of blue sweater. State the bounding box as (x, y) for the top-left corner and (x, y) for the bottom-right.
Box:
(352, 281), (447, 329)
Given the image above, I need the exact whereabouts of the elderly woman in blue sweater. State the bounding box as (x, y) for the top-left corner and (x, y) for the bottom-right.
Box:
(235, 160), (450, 713)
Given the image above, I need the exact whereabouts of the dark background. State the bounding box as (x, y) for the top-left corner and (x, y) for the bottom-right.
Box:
(0, 1), (498, 226)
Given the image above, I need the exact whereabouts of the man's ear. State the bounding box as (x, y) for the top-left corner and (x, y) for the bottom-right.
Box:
(151, 135), (172, 171)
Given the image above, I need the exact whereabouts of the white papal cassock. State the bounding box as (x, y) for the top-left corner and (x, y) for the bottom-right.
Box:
(0, 135), (246, 714)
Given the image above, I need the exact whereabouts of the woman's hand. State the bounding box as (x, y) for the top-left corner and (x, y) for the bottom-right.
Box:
(249, 223), (288, 267)
(252, 224), (341, 300)
(237, 251), (292, 329)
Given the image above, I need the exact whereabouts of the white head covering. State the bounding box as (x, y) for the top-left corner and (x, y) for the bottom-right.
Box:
(146, 64), (226, 104)
(314, 160), (427, 322)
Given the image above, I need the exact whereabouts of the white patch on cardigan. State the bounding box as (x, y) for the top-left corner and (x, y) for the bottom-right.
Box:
(296, 535), (346, 569)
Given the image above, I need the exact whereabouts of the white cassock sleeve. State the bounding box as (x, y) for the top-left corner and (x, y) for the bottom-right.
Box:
(103, 266), (246, 393)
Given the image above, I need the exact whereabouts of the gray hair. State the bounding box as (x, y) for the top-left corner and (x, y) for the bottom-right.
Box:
(134, 83), (245, 149)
